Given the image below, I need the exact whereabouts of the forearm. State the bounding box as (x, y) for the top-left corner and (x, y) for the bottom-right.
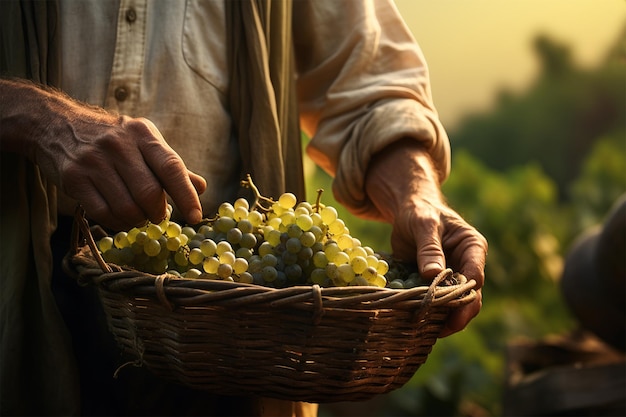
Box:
(0, 78), (115, 161)
(364, 138), (443, 223)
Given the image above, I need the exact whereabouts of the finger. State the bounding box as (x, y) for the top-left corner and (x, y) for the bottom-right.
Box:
(114, 155), (169, 224)
(446, 231), (488, 289)
(439, 289), (482, 338)
(412, 216), (446, 279)
(77, 176), (134, 231)
(89, 168), (150, 229)
(188, 170), (207, 195)
(149, 152), (203, 225)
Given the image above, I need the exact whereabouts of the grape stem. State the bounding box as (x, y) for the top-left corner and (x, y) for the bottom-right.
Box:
(240, 174), (275, 212)
(313, 189), (324, 213)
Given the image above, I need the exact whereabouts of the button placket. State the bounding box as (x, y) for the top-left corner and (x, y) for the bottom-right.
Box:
(105, 0), (147, 112)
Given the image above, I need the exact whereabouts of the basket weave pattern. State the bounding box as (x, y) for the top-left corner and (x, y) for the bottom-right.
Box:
(68, 211), (476, 403)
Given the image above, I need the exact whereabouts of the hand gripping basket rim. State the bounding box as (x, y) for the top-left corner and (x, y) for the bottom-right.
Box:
(65, 207), (477, 403)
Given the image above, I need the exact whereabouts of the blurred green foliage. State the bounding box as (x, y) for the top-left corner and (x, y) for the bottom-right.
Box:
(314, 27), (625, 417)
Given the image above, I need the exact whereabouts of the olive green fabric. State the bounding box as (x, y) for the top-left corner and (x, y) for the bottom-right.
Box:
(1, 1), (80, 415)
(226, 0), (305, 202)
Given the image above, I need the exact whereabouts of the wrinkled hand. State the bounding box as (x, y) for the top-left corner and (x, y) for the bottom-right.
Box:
(364, 139), (487, 337)
(0, 79), (206, 230)
(40, 114), (207, 231)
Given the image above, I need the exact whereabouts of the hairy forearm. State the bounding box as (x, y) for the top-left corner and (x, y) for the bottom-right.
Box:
(0, 78), (115, 160)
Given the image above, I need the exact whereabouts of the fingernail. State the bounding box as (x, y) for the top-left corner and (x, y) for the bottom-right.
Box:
(189, 208), (203, 225)
(423, 262), (442, 273)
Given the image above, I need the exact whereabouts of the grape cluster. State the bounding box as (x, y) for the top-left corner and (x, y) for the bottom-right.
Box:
(97, 180), (406, 289)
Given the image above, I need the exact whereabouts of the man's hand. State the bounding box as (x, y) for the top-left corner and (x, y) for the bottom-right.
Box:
(364, 138), (488, 337)
(1, 79), (207, 230)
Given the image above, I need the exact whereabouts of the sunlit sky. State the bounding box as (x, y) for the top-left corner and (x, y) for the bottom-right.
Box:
(393, 0), (626, 129)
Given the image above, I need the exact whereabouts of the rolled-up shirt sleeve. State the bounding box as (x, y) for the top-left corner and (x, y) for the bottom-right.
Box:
(293, 0), (450, 215)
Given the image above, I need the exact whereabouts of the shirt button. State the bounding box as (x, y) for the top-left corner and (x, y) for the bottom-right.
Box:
(126, 8), (137, 23)
(114, 86), (129, 102)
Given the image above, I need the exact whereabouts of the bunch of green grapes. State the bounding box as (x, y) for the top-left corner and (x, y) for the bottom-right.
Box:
(96, 177), (421, 289)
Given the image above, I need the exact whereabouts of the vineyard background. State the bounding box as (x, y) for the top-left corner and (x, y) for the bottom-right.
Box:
(305, 9), (626, 416)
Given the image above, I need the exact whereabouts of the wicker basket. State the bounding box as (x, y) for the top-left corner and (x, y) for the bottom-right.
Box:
(66, 208), (477, 403)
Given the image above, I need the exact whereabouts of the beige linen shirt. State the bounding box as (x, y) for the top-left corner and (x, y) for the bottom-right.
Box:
(58, 0), (449, 219)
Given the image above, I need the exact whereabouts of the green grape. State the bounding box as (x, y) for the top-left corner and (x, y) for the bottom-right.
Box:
(98, 236), (114, 253)
(266, 216), (282, 231)
(285, 237), (302, 254)
(328, 219), (346, 235)
(200, 239), (217, 257)
(144, 239), (161, 257)
(295, 214), (313, 231)
(134, 231), (148, 246)
(233, 206), (249, 222)
(324, 241), (340, 261)
(284, 264), (302, 281)
(174, 248), (188, 267)
(349, 246), (368, 260)
(262, 253), (278, 267)
(218, 202), (235, 218)
(258, 241), (273, 257)
(166, 222), (182, 237)
(217, 263), (233, 279)
(336, 264), (355, 284)
(325, 263), (338, 280)
(166, 236), (182, 252)
(203, 257), (220, 274)
(188, 248), (204, 265)
(298, 246), (313, 261)
(350, 256), (368, 274)
(146, 223), (163, 240)
(261, 265), (278, 282)
(197, 224), (212, 238)
(238, 271), (254, 284)
(280, 211), (296, 227)
(310, 268), (329, 286)
(247, 210), (264, 227)
(376, 259), (389, 275)
(310, 212), (323, 227)
(240, 232), (257, 249)
(113, 232), (130, 249)
(361, 266), (378, 281)
(370, 274), (387, 288)
(312, 251), (328, 268)
(234, 197), (250, 210)
(294, 204), (311, 216)
(215, 216), (236, 233)
(127, 227), (141, 244)
(233, 257), (248, 275)
(320, 206), (338, 225)
(336, 234), (353, 251)
(309, 225), (324, 242)
(226, 227), (243, 244)
(185, 268), (202, 279)
(286, 223), (302, 239)
(235, 247), (253, 259)
(216, 240), (233, 256)
(219, 251), (236, 266)
(278, 192), (297, 209)
(366, 255), (380, 268)
(350, 275), (370, 286)
(333, 251), (350, 265)
(388, 279), (405, 289)
(299, 231), (316, 248)
(264, 229), (281, 247)
(237, 219), (253, 234)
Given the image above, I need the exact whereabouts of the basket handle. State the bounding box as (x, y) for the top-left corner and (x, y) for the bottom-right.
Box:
(70, 205), (113, 273)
